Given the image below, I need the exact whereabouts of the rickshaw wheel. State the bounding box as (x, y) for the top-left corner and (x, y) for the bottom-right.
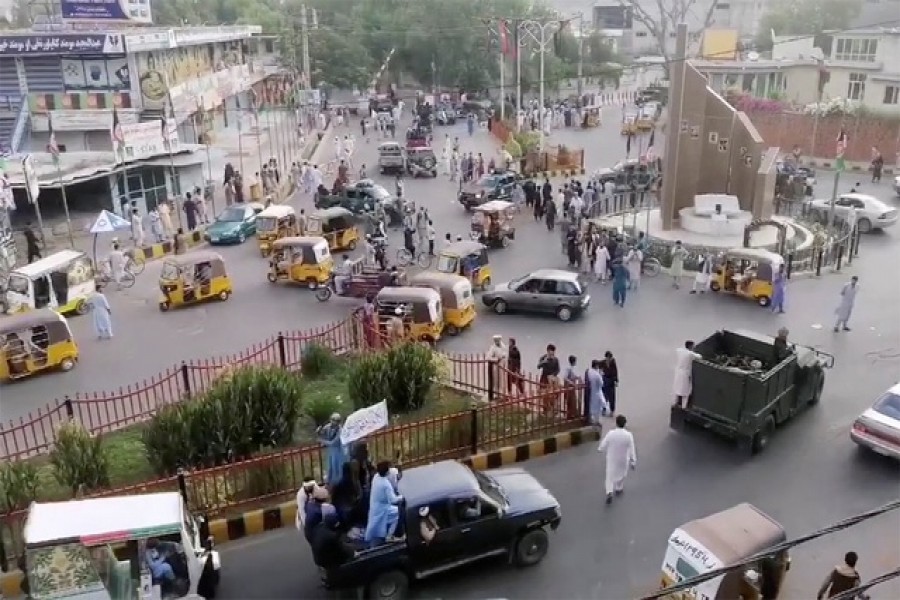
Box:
(60, 357), (75, 372)
(307, 279), (319, 290)
(480, 276), (491, 291)
(709, 281), (721, 292)
(267, 272), (278, 283)
(219, 290), (231, 301)
(74, 300), (89, 315)
(501, 236), (510, 248)
(347, 239), (357, 250)
(445, 324), (459, 336)
(756, 295), (771, 307)
(159, 301), (170, 312)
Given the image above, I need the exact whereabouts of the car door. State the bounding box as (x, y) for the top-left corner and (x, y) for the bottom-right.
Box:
(536, 279), (563, 313)
(411, 502), (462, 574)
(242, 205), (257, 235)
(448, 496), (506, 561)
(834, 197), (853, 218)
(510, 278), (541, 311)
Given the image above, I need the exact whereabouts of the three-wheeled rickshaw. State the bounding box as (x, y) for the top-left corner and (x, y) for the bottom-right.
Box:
(621, 112), (638, 136)
(436, 241), (492, 290)
(21, 492), (221, 600)
(255, 204), (298, 257)
(659, 503), (790, 600)
(471, 200), (516, 248)
(0, 309), (79, 382)
(4, 250), (95, 315)
(307, 207), (360, 252)
(159, 252), (232, 312)
(376, 286), (444, 344)
(709, 248), (784, 307)
(581, 104), (601, 128)
(409, 271), (475, 335)
(267, 236), (334, 289)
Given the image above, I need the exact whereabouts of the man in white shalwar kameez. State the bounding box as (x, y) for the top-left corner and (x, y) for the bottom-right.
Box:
(673, 340), (702, 407)
(598, 415), (636, 504)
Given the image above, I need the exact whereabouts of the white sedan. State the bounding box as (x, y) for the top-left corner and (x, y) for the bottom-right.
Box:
(805, 193), (898, 232)
(851, 383), (900, 459)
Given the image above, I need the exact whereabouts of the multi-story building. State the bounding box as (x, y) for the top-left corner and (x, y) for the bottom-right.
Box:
(0, 24), (284, 218)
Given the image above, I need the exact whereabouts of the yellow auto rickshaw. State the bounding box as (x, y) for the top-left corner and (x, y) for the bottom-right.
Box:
(267, 236), (334, 289)
(659, 503), (790, 600)
(621, 112), (638, 136)
(158, 251), (233, 311)
(409, 272), (475, 335)
(709, 248), (784, 307)
(0, 309), (79, 381)
(375, 287), (444, 345)
(581, 104), (601, 128)
(256, 204), (298, 256)
(436, 241), (491, 290)
(307, 207), (359, 252)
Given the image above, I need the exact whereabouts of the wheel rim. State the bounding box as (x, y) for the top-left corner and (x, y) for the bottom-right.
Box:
(378, 581), (398, 597)
(61, 359), (74, 371)
(559, 307), (571, 321)
(219, 291), (229, 300)
(494, 300), (506, 314)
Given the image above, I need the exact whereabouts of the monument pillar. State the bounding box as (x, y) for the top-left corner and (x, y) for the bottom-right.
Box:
(660, 23), (688, 231)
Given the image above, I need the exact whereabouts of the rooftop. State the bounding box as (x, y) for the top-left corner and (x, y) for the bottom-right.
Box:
(398, 461), (479, 506)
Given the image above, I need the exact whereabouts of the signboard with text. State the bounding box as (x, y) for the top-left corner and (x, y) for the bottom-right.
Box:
(0, 34), (125, 56)
(117, 120), (179, 164)
(61, 0), (152, 23)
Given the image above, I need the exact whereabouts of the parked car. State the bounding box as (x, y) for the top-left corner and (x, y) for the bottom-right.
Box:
(482, 269), (591, 321)
(851, 382), (900, 459)
(458, 170), (519, 210)
(204, 202), (264, 245)
(804, 193), (898, 232)
(318, 461), (560, 600)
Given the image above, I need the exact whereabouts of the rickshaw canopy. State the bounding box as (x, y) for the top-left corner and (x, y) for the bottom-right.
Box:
(409, 272), (472, 307)
(273, 236), (330, 253)
(24, 492), (186, 548)
(257, 204), (296, 219)
(0, 309), (68, 336)
(475, 200), (515, 214)
(673, 502), (786, 567)
(725, 248), (784, 266)
(442, 240), (486, 257)
(376, 286), (441, 306)
(11, 250), (89, 280)
(163, 250), (226, 269)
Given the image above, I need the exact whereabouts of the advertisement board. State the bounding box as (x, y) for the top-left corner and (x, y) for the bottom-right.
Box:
(116, 120), (179, 163)
(60, 0), (152, 24)
(0, 33), (125, 56)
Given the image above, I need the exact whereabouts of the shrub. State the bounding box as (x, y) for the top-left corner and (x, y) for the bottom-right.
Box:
(50, 421), (110, 496)
(144, 366), (303, 475)
(504, 138), (523, 159)
(348, 343), (438, 413)
(301, 343), (338, 379)
(0, 462), (39, 513)
(243, 462), (290, 499)
(303, 394), (344, 427)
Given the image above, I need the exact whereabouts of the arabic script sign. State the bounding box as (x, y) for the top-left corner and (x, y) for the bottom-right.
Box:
(61, 0), (152, 23)
(0, 34), (125, 56)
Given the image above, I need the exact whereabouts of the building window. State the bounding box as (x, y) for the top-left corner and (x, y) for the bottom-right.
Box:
(834, 38), (878, 62)
(884, 85), (900, 105)
(847, 73), (866, 100)
(635, 31), (648, 37)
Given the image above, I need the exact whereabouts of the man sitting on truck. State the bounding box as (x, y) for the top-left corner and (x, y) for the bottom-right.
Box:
(773, 327), (793, 364)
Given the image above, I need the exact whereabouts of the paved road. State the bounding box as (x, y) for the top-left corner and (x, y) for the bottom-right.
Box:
(4, 105), (900, 597)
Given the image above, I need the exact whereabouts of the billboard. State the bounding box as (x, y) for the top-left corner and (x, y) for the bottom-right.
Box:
(0, 33), (125, 55)
(60, 0), (152, 24)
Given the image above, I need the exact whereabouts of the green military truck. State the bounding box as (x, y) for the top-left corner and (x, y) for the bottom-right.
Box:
(670, 329), (834, 454)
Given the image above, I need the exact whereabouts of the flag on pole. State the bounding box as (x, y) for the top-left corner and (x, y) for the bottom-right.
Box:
(626, 132), (633, 156)
(110, 107), (126, 161)
(835, 128), (848, 172)
(499, 20), (513, 57)
(47, 113), (60, 164)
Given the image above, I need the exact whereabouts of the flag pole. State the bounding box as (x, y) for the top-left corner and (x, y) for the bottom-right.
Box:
(46, 115), (74, 246)
(162, 75), (182, 229)
(499, 21), (506, 122)
(197, 98), (215, 215)
(253, 88), (264, 179)
(236, 97), (246, 178)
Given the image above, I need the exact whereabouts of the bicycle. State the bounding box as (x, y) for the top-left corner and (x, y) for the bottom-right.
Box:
(125, 250), (145, 275)
(97, 263), (136, 289)
(642, 256), (661, 277)
(396, 247), (433, 268)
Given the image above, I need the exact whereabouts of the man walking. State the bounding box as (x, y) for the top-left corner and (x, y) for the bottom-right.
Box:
(817, 552), (862, 599)
(486, 335), (508, 399)
(601, 351), (618, 416)
(507, 337), (524, 396)
(834, 276), (859, 332)
(598, 415), (636, 504)
(585, 359), (606, 426)
(23, 223), (42, 263)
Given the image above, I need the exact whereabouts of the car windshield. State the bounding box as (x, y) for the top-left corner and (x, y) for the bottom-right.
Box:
(873, 392), (900, 420)
(508, 274), (530, 289)
(470, 468), (508, 506)
(370, 185), (390, 200)
(217, 207), (246, 222)
(477, 176), (499, 188)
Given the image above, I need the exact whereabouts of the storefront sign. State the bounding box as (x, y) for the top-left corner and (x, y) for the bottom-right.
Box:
(125, 30), (176, 53)
(117, 120), (179, 163)
(62, 57), (130, 91)
(31, 109), (139, 132)
(0, 33), (125, 56)
(166, 64), (258, 117)
(61, 0), (152, 24)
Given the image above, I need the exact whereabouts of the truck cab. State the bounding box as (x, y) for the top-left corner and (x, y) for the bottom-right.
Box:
(318, 461), (560, 600)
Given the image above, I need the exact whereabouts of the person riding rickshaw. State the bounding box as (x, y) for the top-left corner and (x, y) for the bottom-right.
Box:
(709, 248), (784, 307)
(0, 309), (79, 382)
(621, 111), (638, 136)
(436, 240), (491, 290)
(659, 503), (790, 600)
(267, 236), (334, 289)
(158, 251), (233, 312)
(471, 200), (516, 249)
(409, 272), (476, 335)
(375, 287), (444, 345)
(256, 204), (298, 257)
(306, 207), (360, 252)
(581, 104), (601, 128)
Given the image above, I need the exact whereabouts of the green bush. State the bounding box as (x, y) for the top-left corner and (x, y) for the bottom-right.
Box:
(514, 131), (541, 154)
(301, 343), (338, 379)
(348, 343), (438, 413)
(50, 421), (110, 495)
(143, 366), (303, 475)
(504, 138), (523, 159)
(303, 394), (344, 427)
(243, 462), (290, 499)
(0, 462), (39, 513)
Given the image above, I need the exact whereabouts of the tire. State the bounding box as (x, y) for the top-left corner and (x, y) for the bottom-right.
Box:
(315, 287), (333, 302)
(75, 300), (89, 315)
(756, 295), (771, 307)
(306, 279), (319, 290)
(445, 323), (459, 336)
(751, 415), (776, 455)
(218, 290), (230, 301)
(59, 357), (75, 372)
(396, 249), (413, 266)
(128, 255), (146, 275)
(368, 570), (408, 600)
(119, 271), (136, 289)
(492, 299), (508, 314)
(857, 218), (872, 233)
(709, 281), (721, 292)
(643, 259), (661, 277)
(514, 528), (549, 567)
(501, 235), (510, 248)
(347, 239), (357, 250)
(416, 253), (432, 269)
(267, 271), (278, 283)
(556, 306), (573, 322)
(159, 301), (170, 312)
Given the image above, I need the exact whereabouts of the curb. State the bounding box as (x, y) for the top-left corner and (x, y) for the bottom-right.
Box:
(134, 229), (206, 262)
(803, 160), (895, 176)
(0, 427), (598, 597)
(537, 168), (586, 178)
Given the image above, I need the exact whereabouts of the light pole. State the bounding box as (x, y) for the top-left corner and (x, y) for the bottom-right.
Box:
(518, 19), (561, 153)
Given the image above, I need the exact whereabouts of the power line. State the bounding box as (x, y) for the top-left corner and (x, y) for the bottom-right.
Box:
(831, 567), (900, 600)
(640, 499), (900, 600)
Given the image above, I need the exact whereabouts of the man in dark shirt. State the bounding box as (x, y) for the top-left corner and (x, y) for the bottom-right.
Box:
(23, 223), (42, 263)
(507, 337), (524, 394)
(311, 510), (355, 570)
(773, 327), (792, 364)
(601, 351), (619, 416)
(537, 344), (561, 414)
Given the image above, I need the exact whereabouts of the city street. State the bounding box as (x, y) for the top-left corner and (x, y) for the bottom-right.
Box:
(3, 100), (899, 597)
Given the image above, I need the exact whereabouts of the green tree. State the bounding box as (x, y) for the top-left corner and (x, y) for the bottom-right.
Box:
(756, 0), (864, 48)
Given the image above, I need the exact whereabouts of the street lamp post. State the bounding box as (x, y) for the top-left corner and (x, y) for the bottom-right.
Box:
(518, 19), (560, 153)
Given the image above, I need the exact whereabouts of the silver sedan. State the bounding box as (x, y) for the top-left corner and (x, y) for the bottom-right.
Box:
(851, 383), (900, 459)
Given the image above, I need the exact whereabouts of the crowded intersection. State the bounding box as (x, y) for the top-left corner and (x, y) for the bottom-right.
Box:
(2, 93), (899, 600)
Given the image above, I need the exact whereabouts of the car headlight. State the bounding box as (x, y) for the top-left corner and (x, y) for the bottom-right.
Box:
(583, 295), (591, 305)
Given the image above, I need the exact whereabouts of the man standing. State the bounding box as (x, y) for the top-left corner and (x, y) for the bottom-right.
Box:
(597, 415), (636, 504)
(670, 240), (688, 289)
(834, 276), (859, 332)
(507, 337), (524, 396)
(23, 223), (42, 263)
(585, 359), (606, 425)
(486, 335), (508, 399)
(601, 351), (618, 416)
(771, 263), (787, 314)
(673, 341), (701, 407)
(562, 355), (582, 419)
(86, 284), (113, 340)
(537, 344), (561, 413)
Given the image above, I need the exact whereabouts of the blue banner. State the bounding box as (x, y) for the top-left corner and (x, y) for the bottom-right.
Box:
(60, 0), (152, 23)
(0, 34), (126, 55)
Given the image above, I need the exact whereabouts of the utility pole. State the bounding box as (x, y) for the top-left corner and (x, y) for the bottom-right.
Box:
(300, 5), (311, 91)
(576, 13), (584, 98)
(518, 19), (561, 153)
(515, 19), (522, 114)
